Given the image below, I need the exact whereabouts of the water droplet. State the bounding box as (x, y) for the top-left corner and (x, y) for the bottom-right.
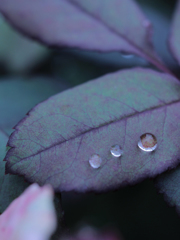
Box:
(110, 145), (123, 157)
(120, 52), (134, 59)
(89, 154), (102, 169)
(138, 133), (157, 152)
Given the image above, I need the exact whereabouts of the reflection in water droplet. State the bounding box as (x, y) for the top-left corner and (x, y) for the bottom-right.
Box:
(110, 145), (123, 157)
(138, 133), (157, 152)
(89, 154), (102, 169)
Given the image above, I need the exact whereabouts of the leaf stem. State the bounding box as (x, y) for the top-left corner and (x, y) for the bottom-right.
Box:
(140, 51), (174, 76)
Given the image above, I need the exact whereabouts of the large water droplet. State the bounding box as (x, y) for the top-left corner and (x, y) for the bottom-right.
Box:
(89, 154), (102, 169)
(110, 145), (123, 157)
(138, 133), (157, 152)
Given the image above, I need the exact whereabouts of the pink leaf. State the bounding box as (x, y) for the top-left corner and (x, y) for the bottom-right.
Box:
(0, 183), (57, 240)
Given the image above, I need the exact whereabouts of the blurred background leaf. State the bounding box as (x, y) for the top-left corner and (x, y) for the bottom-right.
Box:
(0, 77), (68, 135)
(0, 14), (49, 74)
(0, 1), (180, 240)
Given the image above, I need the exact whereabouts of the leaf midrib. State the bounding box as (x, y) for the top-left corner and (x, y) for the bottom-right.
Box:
(66, 0), (169, 72)
(7, 98), (180, 167)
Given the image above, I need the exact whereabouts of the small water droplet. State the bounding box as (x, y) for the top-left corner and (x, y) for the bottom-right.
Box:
(120, 52), (134, 59)
(89, 154), (102, 169)
(138, 133), (157, 152)
(110, 145), (123, 157)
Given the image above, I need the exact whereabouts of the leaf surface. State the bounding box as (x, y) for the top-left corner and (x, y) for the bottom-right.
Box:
(169, 0), (180, 65)
(5, 68), (180, 192)
(0, 77), (67, 210)
(0, 129), (29, 213)
(0, 0), (168, 72)
(156, 166), (180, 215)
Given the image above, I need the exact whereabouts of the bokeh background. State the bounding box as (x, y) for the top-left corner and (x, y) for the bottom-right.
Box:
(0, 0), (180, 239)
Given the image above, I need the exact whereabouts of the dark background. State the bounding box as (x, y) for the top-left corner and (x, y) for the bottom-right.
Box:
(1, 0), (180, 239)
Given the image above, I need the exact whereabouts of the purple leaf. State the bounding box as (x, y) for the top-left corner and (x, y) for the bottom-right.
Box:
(0, 129), (29, 213)
(156, 166), (180, 215)
(5, 68), (180, 192)
(0, 77), (67, 211)
(0, 77), (68, 135)
(0, 0), (169, 72)
(169, 0), (180, 65)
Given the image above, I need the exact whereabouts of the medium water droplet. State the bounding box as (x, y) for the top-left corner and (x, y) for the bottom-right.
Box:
(110, 145), (123, 157)
(89, 154), (102, 169)
(138, 133), (157, 152)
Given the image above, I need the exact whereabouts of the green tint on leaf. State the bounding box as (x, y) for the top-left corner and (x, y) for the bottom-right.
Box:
(0, 130), (7, 165)
(5, 68), (180, 192)
(0, 77), (68, 135)
(0, 129), (29, 213)
(0, 15), (48, 73)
